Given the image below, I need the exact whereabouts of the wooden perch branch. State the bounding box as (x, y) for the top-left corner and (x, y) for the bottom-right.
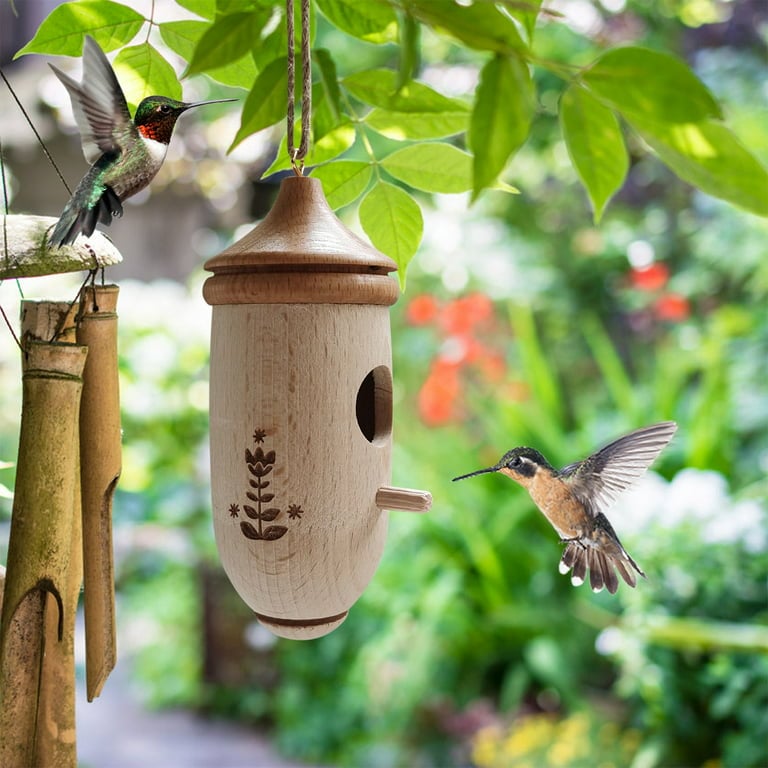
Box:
(0, 215), (122, 279)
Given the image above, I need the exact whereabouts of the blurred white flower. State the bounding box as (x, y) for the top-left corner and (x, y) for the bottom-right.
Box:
(612, 468), (767, 553)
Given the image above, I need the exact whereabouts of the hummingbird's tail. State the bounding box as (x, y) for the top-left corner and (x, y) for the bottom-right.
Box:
(50, 168), (123, 248)
(559, 537), (645, 594)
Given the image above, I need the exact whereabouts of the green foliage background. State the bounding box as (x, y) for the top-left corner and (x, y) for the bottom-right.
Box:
(4, 1), (768, 767)
(15, 0), (768, 285)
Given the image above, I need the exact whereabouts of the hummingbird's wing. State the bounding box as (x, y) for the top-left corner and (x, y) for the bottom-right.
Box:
(49, 36), (134, 164)
(558, 421), (677, 516)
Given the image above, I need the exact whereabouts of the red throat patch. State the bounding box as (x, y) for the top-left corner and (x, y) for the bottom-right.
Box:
(138, 123), (162, 142)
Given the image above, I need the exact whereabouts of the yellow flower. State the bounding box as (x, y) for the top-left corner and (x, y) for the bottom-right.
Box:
(471, 725), (503, 768)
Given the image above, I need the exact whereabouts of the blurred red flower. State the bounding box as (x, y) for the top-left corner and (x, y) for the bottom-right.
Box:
(418, 359), (462, 426)
(406, 294), (440, 325)
(655, 293), (690, 322)
(630, 263), (669, 291)
(439, 293), (494, 336)
(476, 350), (506, 383)
(408, 291), (508, 426)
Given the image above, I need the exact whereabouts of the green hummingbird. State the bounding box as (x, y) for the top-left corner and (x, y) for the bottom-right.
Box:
(49, 36), (235, 247)
(452, 422), (677, 593)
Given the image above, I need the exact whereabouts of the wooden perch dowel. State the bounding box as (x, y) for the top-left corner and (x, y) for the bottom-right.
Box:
(0, 214), (122, 279)
(376, 486), (433, 513)
(77, 285), (121, 701)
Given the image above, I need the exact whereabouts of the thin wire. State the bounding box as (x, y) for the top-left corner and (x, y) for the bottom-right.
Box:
(0, 303), (22, 352)
(0, 133), (23, 352)
(1, 133), (8, 266)
(286, 0), (311, 174)
(0, 67), (72, 195)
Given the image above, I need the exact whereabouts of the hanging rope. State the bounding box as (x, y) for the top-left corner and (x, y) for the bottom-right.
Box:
(286, 0), (312, 175)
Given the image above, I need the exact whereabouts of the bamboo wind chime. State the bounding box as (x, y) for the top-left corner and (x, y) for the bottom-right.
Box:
(204, 0), (432, 640)
(0, 223), (123, 764)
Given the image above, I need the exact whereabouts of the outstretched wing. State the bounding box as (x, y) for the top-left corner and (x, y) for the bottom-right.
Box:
(49, 36), (134, 164)
(558, 421), (677, 516)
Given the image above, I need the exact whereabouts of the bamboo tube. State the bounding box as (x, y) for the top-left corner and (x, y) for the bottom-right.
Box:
(34, 449), (82, 768)
(0, 308), (87, 767)
(76, 285), (121, 701)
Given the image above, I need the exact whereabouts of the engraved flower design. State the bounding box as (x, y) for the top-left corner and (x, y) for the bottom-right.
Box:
(228, 428), (305, 543)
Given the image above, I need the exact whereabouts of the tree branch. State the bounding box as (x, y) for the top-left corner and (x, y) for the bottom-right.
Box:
(0, 215), (122, 279)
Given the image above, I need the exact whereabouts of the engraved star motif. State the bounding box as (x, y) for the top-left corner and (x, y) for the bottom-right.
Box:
(287, 504), (304, 520)
(228, 503), (240, 518)
(253, 428), (267, 444)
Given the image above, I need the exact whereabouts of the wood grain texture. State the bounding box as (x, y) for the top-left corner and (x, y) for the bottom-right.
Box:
(76, 285), (121, 701)
(205, 174), (430, 640)
(209, 304), (392, 639)
(203, 271), (399, 306)
(204, 175), (397, 274)
(376, 486), (433, 513)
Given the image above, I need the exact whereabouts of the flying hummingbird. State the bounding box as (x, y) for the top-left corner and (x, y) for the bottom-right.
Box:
(452, 421), (677, 594)
(48, 36), (235, 247)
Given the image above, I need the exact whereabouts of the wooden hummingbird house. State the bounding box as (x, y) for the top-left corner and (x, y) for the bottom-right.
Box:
(203, 175), (431, 639)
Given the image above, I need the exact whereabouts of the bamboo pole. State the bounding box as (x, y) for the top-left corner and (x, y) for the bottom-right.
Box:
(0, 301), (87, 768)
(76, 285), (121, 701)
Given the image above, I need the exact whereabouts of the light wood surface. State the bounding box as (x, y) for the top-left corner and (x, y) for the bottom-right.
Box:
(209, 304), (392, 639)
(204, 175), (396, 272)
(376, 486), (432, 513)
(205, 175), (430, 639)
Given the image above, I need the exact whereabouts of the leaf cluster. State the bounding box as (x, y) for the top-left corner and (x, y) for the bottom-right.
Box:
(16, 0), (768, 281)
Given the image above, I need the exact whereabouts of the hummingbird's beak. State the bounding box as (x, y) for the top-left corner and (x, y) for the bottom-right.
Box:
(452, 465), (499, 482)
(182, 98), (238, 111)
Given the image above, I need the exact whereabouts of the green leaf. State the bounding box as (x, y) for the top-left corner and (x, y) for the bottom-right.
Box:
(343, 69), (469, 114)
(159, 19), (204, 59)
(469, 54), (535, 198)
(365, 107), (468, 140)
(316, 0), (397, 44)
(184, 10), (267, 77)
(248, 24), (278, 68)
(359, 181), (423, 287)
(313, 48), (343, 139)
(261, 122), (356, 177)
(217, 0), (260, 12)
(582, 47), (722, 124)
(404, 0), (527, 54)
(113, 43), (182, 112)
(229, 57), (288, 152)
(15, 0), (144, 57)
(629, 116), (768, 217)
(311, 161), (373, 208)
(560, 84), (628, 222)
(397, 12), (420, 88)
(381, 143), (472, 193)
(160, 20), (256, 88)
(250, 4), (316, 71)
(174, 0), (215, 19)
(506, 0), (543, 41)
